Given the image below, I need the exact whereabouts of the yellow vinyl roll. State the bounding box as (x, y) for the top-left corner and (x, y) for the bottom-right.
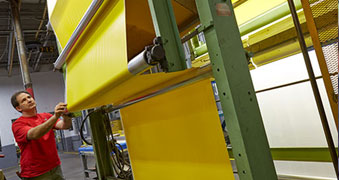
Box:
(49, 0), (211, 112)
(70, 66), (212, 112)
(120, 78), (234, 180)
(65, 0), (131, 112)
(49, 0), (92, 48)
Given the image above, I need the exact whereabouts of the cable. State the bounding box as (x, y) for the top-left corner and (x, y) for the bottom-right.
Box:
(80, 108), (133, 179)
(80, 111), (94, 145)
(102, 112), (133, 179)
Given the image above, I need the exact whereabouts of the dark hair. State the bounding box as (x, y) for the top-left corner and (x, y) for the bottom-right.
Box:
(11, 91), (31, 109)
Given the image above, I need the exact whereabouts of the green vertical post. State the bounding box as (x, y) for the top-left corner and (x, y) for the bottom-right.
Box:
(88, 109), (115, 180)
(147, 0), (187, 72)
(195, 0), (277, 180)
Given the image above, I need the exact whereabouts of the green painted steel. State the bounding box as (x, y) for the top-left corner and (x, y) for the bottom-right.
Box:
(271, 147), (338, 162)
(191, 0), (304, 57)
(239, 0), (303, 36)
(62, 64), (66, 79)
(192, 1), (304, 58)
(194, 43), (207, 57)
(195, 0), (277, 180)
(147, 0), (187, 72)
(88, 110), (115, 180)
(190, 33), (200, 49)
(228, 148), (339, 162)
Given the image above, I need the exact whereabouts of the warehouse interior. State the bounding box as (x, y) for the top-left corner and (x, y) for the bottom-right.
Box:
(0, 0), (338, 179)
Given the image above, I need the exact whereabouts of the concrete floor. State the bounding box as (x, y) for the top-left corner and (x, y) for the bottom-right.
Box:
(2, 152), (240, 180)
(1, 153), (328, 180)
(2, 152), (96, 180)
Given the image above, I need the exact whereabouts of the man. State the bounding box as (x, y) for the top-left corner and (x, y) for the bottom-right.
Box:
(11, 91), (72, 180)
(0, 153), (5, 180)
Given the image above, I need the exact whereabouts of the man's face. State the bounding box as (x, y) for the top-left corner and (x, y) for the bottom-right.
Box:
(15, 93), (36, 112)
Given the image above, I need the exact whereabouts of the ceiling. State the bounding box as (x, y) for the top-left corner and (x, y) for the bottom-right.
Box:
(0, 0), (58, 75)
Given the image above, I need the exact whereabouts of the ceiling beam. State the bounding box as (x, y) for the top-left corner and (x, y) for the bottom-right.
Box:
(0, 29), (47, 34)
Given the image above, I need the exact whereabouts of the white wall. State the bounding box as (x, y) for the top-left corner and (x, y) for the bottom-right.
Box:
(0, 66), (65, 147)
(250, 50), (338, 178)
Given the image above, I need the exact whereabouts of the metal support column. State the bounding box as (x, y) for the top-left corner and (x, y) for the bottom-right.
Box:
(88, 109), (115, 180)
(287, 0), (338, 175)
(147, 0), (187, 72)
(195, 0), (277, 180)
(9, 0), (34, 97)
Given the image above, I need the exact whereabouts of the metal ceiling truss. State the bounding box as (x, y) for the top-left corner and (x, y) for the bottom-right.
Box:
(0, 0), (58, 75)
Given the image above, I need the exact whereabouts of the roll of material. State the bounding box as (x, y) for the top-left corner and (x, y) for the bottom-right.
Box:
(127, 50), (148, 75)
(49, 0), (209, 112)
(53, 0), (103, 70)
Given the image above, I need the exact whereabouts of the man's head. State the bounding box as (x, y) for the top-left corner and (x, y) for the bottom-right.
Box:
(11, 91), (36, 112)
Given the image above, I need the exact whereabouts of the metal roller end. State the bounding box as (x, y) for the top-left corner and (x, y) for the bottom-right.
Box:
(127, 50), (149, 75)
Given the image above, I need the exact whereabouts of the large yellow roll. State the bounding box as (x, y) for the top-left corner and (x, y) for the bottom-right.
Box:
(49, 0), (206, 112)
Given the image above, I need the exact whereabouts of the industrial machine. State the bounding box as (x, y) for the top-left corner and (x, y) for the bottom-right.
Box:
(8, 0), (333, 179)
(50, 0), (277, 179)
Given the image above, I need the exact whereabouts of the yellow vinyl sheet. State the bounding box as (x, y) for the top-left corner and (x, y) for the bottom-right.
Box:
(49, 0), (92, 48)
(120, 79), (235, 180)
(48, 0), (300, 111)
(49, 0), (206, 112)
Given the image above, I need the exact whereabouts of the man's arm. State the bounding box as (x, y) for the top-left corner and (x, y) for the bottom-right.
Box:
(55, 115), (72, 130)
(26, 103), (67, 140)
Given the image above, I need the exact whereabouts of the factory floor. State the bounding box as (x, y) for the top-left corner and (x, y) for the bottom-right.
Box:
(2, 152), (240, 180)
(2, 152), (96, 180)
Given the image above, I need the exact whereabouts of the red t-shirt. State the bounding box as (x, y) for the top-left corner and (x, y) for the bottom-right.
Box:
(12, 113), (61, 178)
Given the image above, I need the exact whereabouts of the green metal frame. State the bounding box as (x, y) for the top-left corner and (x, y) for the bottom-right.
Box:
(88, 0), (279, 179)
(195, 0), (277, 179)
(239, 0), (303, 36)
(88, 109), (115, 180)
(147, 0), (187, 72)
(228, 147), (339, 162)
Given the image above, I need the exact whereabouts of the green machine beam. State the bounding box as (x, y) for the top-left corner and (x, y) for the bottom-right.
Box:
(239, 0), (303, 36)
(228, 147), (339, 162)
(88, 109), (115, 180)
(147, 0), (187, 72)
(195, 0), (277, 180)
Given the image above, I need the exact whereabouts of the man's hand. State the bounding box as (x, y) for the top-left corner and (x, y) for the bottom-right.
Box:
(54, 103), (67, 119)
(27, 102), (69, 140)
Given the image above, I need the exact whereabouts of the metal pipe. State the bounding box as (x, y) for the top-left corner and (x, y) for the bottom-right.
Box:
(27, 2), (47, 65)
(34, 32), (52, 71)
(278, 173), (335, 180)
(127, 37), (166, 74)
(17, 0), (21, 10)
(53, 0), (104, 70)
(6, 2), (15, 77)
(0, 36), (8, 62)
(34, 4), (47, 40)
(256, 72), (338, 94)
(239, 0), (303, 36)
(181, 27), (200, 43)
(105, 65), (212, 113)
(10, 0), (34, 97)
(33, 22), (53, 71)
(287, 0), (338, 175)
(127, 50), (149, 75)
(7, 32), (15, 77)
